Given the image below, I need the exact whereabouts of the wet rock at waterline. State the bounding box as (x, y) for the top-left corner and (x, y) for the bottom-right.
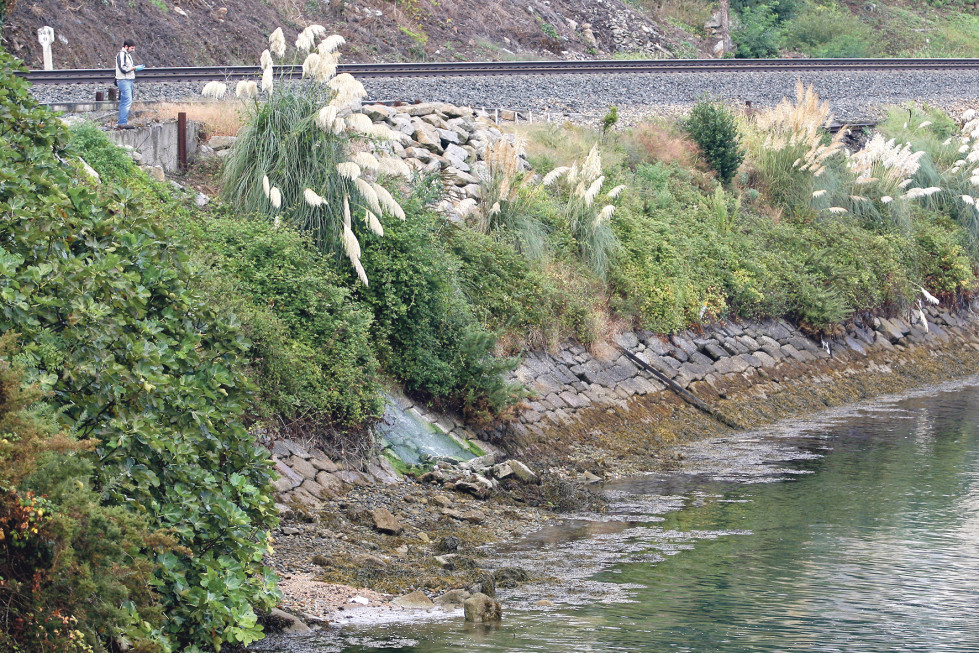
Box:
(391, 590), (435, 610)
(266, 608), (312, 635)
(464, 592), (503, 623)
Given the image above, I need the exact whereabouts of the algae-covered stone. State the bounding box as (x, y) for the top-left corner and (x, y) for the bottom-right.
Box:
(436, 589), (471, 608)
(392, 590), (434, 609)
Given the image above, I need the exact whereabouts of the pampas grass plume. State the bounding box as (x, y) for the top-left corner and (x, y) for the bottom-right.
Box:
(269, 186), (282, 209)
(344, 113), (374, 135)
(542, 166), (569, 186)
(262, 66), (274, 93)
(321, 34), (346, 53)
(378, 156), (412, 177)
(202, 81), (227, 99)
(262, 175), (271, 198)
(302, 53), (320, 78)
(352, 152), (380, 171)
(235, 80), (258, 99)
(365, 210), (384, 236)
(607, 184), (626, 199)
(354, 177), (382, 214)
(316, 105), (338, 131)
(269, 28), (286, 58)
(304, 188), (326, 207)
(260, 49), (273, 70)
(337, 162), (361, 180)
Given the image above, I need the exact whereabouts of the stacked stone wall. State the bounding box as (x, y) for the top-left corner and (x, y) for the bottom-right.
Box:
(494, 301), (979, 447)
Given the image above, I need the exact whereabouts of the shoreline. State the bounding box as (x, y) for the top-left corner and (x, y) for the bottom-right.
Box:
(263, 302), (979, 636)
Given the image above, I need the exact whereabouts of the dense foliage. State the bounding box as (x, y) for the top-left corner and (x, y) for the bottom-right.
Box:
(683, 99), (745, 184)
(0, 50), (278, 651)
(355, 181), (522, 421)
(190, 217), (383, 432)
(0, 335), (166, 652)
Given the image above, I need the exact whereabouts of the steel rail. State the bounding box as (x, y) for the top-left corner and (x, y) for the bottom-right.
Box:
(17, 57), (979, 85)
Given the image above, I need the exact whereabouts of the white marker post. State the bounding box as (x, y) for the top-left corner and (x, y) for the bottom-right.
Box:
(37, 26), (55, 70)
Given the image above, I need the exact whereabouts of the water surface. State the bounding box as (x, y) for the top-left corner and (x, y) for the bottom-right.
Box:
(256, 380), (979, 652)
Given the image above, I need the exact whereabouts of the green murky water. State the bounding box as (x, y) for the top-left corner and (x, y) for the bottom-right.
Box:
(256, 380), (979, 652)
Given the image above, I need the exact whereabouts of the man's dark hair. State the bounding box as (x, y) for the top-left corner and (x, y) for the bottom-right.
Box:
(123, 39), (136, 48)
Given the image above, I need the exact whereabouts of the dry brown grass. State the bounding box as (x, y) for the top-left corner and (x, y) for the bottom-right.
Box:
(628, 121), (700, 169)
(136, 100), (246, 137)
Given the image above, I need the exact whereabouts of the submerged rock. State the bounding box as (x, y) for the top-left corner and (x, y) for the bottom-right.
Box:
(463, 592), (502, 622)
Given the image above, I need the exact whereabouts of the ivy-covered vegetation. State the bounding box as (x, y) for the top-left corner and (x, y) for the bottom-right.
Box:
(0, 49), (278, 651)
(713, 0), (979, 59)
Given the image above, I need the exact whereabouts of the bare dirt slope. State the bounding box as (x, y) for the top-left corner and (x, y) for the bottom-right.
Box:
(2, 0), (704, 69)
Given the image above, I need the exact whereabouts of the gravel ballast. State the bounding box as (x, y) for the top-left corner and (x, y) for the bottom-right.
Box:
(28, 69), (979, 121)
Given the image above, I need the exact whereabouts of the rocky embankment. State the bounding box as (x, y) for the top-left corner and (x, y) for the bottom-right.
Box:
(264, 294), (979, 633)
(30, 69), (979, 123)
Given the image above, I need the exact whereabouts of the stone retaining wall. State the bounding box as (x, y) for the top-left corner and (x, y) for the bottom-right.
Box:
(492, 300), (979, 448)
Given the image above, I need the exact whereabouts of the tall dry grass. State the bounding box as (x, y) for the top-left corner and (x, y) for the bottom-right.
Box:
(629, 121), (700, 169)
(136, 101), (246, 136)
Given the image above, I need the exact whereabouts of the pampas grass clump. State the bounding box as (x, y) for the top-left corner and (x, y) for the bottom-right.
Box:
(542, 144), (623, 279)
(470, 137), (548, 259)
(217, 25), (410, 285)
(745, 81), (846, 213)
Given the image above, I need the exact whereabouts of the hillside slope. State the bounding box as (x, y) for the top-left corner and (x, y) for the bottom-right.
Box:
(3, 1), (979, 71)
(0, 0), (702, 69)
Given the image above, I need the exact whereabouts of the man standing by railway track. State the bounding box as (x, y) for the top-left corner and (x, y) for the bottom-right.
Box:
(115, 39), (143, 129)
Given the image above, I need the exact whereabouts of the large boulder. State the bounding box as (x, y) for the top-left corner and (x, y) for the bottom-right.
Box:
(463, 593), (502, 623)
(267, 608), (311, 634)
(371, 507), (404, 535)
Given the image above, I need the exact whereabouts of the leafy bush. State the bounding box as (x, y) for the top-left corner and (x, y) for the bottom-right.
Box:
(194, 216), (384, 432)
(66, 121), (138, 182)
(733, 4), (780, 58)
(356, 183), (522, 422)
(779, 5), (873, 58)
(0, 50), (277, 650)
(0, 336), (166, 652)
(684, 99), (745, 184)
(733, 0), (799, 22)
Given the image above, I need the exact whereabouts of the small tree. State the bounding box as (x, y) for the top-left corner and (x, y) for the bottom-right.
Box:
(602, 105), (619, 135)
(684, 98), (745, 184)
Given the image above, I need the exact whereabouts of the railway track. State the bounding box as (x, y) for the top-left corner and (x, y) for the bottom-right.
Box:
(18, 58), (979, 85)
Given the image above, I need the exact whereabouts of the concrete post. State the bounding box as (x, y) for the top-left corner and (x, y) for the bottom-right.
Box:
(37, 26), (55, 70)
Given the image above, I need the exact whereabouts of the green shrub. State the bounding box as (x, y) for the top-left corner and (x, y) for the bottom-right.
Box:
(0, 336), (166, 653)
(733, 4), (780, 58)
(779, 5), (873, 58)
(684, 99), (745, 184)
(733, 0), (799, 22)
(66, 122), (138, 182)
(355, 182), (522, 422)
(196, 216), (384, 432)
(0, 50), (277, 650)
